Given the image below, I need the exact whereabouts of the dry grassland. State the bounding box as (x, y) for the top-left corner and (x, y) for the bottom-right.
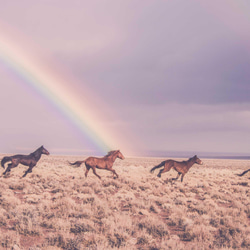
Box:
(0, 155), (249, 250)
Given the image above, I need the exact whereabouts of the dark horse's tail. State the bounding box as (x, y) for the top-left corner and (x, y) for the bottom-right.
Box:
(68, 160), (85, 168)
(1, 156), (12, 169)
(236, 169), (250, 177)
(150, 161), (165, 173)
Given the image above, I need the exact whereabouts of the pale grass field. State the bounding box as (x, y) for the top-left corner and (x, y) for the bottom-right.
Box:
(0, 154), (249, 250)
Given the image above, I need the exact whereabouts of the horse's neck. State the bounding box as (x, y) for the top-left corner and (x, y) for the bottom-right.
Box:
(31, 149), (42, 161)
(186, 158), (196, 169)
(107, 153), (118, 163)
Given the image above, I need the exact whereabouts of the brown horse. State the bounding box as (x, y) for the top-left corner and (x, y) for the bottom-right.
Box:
(150, 155), (203, 182)
(69, 150), (125, 179)
(1, 146), (50, 177)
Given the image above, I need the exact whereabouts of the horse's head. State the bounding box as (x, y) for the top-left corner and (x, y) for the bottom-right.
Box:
(41, 146), (50, 155)
(116, 150), (125, 160)
(194, 155), (203, 165)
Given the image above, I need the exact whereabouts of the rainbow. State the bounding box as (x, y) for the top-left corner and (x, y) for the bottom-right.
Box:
(0, 29), (125, 155)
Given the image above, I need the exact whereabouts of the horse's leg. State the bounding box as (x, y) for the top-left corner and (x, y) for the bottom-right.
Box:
(107, 168), (119, 178)
(172, 172), (181, 181)
(3, 163), (15, 175)
(85, 166), (90, 178)
(113, 169), (119, 178)
(157, 162), (173, 178)
(92, 167), (101, 179)
(157, 168), (164, 178)
(22, 164), (35, 178)
(181, 173), (185, 182)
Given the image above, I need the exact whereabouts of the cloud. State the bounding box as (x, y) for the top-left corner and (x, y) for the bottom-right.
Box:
(0, 0), (250, 155)
(38, 1), (249, 107)
(2, 0), (249, 107)
(121, 102), (250, 153)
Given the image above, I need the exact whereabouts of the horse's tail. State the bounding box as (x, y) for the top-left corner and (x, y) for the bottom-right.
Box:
(236, 169), (250, 177)
(68, 160), (85, 168)
(150, 161), (165, 173)
(1, 156), (11, 169)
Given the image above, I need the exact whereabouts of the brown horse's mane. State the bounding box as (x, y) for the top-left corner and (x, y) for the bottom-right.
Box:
(187, 156), (196, 162)
(106, 150), (119, 157)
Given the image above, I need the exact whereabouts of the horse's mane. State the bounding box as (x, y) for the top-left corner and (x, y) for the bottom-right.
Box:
(188, 155), (197, 161)
(106, 150), (119, 157)
(30, 146), (42, 156)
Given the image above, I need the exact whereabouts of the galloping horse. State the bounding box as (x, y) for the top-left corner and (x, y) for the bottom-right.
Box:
(69, 150), (125, 179)
(1, 146), (50, 177)
(150, 155), (203, 182)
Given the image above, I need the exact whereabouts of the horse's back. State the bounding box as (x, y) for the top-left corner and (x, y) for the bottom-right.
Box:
(12, 154), (26, 159)
(14, 154), (36, 165)
(85, 156), (103, 165)
(165, 159), (175, 166)
(172, 160), (189, 173)
(165, 159), (174, 163)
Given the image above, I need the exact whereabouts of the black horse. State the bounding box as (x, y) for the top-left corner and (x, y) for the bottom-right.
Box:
(1, 146), (50, 177)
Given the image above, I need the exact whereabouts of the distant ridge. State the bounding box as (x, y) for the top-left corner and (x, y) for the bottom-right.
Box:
(132, 150), (250, 160)
(14, 149), (249, 160)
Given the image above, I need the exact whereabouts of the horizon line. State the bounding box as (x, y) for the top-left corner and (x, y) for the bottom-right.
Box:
(0, 149), (249, 160)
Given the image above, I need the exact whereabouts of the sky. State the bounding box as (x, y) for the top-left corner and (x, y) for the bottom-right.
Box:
(0, 0), (250, 157)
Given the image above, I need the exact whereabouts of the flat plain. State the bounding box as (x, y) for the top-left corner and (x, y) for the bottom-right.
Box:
(0, 154), (249, 250)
